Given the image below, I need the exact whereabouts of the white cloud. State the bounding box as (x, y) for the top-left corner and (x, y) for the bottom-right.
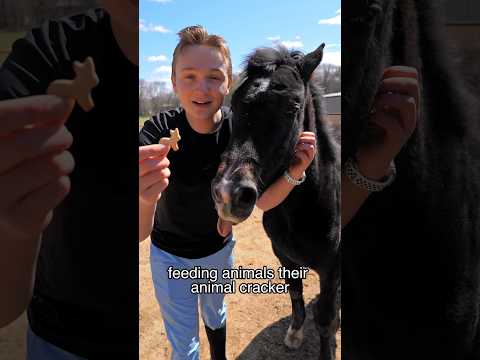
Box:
(322, 51), (341, 66)
(319, 9), (341, 25)
(154, 65), (172, 74)
(146, 55), (168, 62)
(140, 19), (171, 33)
(267, 36), (304, 49)
(281, 40), (304, 49)
(267, 36), (280, 41)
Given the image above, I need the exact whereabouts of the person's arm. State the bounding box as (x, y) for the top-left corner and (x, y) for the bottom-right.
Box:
(341, 155), (391, 228)
(1, 234), (41, 329)
(0, 12), (112, 328)
(139, 200), (157, 242)
(341, 66), (420, 228)
(138, 144), (170, 241)
(0, 95), (75, 328)
(256, 132), (316, 212)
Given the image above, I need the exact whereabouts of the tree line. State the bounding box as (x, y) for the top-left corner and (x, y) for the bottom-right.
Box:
(139, 64), (341, 117)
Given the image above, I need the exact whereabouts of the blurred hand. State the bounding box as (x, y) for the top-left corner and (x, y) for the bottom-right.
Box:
(356, 66), (420, 179)
(139, 144), (171, 205)
(289, 131), (317, 179)
(0, 95), (75, 241)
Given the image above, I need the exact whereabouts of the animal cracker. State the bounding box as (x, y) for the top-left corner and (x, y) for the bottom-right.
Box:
(159, 128), (181, 151)
(47, 57), (99, 112)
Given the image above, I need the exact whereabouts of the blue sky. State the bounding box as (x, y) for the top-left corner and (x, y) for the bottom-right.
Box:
(140, 0), (340, 89)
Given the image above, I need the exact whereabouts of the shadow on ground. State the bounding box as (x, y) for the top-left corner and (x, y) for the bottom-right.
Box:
(236, 296), (339, 360)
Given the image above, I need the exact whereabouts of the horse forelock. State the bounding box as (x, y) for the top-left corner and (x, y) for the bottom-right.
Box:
(244, 46), (303, 78)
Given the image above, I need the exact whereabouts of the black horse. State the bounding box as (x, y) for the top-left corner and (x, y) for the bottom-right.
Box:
(211, 45), (341, 359)
(342, 1), (480, 359)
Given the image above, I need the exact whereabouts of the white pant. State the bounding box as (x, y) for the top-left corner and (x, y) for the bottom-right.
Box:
(150, 238), (235, 360)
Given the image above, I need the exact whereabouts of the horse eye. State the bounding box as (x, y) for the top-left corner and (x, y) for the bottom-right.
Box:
(272, 83), (287, 91)
(348, 2), (383, 24)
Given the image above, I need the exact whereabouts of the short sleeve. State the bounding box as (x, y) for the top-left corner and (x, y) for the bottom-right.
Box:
(0, 9), (105, 101)
(139, 109), (181, 146)
(0, 26), (62, 99)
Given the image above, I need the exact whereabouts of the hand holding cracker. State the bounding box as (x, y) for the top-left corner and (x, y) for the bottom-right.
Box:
(139, 144), (171, 205)
(47, 57), (99, 112)
(159, 128), (181, 151)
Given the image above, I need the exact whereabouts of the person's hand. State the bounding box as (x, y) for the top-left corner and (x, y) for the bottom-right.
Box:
(0, 95), (75, 241)
(356, 66), (420, 179)
(289, 131), (317, 179)
(139, 144), (171, 205)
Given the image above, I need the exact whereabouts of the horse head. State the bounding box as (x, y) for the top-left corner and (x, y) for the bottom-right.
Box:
(211, 45), (325, 225)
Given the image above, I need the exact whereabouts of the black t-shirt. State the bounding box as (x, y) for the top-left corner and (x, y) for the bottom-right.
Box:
(0, 9), (138, 358)
(139, 107), (233, 258)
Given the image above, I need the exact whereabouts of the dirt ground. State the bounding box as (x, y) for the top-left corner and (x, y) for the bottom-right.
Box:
(0, 209), (340, 360)
(140, 208), (341, 360)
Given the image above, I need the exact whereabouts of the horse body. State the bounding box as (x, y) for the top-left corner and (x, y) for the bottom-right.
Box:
(343, 1), (480, 359)
(212, 45), (340, 359)
(263, 185), (338, 269)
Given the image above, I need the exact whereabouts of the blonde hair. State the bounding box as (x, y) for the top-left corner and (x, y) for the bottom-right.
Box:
(171, 25), (233, 87)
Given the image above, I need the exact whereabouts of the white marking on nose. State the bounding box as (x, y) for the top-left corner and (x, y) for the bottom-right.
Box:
(218, 178), (231, 204)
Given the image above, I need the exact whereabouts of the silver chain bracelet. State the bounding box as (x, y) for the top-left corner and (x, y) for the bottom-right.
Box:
(344, 157), (396, 192)
(283, 170), (306, 185)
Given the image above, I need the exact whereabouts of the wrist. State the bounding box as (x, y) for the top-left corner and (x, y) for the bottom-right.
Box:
(355, 152), (393, 180)
(284, 168), (306, 186)
(344, 157), (396, 192)
(287, 166), (306, 180)
(139, 195), (160, 207)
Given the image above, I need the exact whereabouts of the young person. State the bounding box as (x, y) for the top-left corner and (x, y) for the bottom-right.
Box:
(342, 66), (420, 227)
(139, 25), (316, 360)
(0, 1), (139, 358)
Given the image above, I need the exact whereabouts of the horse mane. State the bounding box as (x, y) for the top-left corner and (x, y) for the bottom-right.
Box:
(309, 74), (339, 165)
(343, 0), (480, 164)
(243, 46), (297, 77)
(343, 3), (480, 356)
(397, 1), (479, 136)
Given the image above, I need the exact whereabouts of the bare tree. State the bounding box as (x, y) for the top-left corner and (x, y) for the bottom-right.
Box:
(139, 79), (180, 116)
(316, 64), (341, 94)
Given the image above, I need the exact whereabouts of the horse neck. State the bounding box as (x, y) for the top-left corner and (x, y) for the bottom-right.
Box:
(392, 0), (477, 139)
(302, 83), (338, 166)
(387, 0), (480, 188)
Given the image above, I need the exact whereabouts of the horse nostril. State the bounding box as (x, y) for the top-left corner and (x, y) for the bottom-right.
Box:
(235, 185), (257, 207)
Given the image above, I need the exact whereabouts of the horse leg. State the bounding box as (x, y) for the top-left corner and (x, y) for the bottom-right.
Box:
(277, 255), (306, 349)
(314, 261), (340, 360)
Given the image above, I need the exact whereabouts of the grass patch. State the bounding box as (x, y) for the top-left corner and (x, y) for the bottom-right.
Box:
(139, 116), (150, 129)
(0, 31), (25, 64)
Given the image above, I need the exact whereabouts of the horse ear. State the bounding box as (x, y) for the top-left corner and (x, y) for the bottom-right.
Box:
(299, 43), (325, 82)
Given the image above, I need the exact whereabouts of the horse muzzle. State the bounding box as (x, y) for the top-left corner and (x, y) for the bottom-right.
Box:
(212, 177), (258, 224)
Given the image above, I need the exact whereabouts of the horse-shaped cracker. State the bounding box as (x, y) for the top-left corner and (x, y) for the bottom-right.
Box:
(47, 57), (99, 112)
(159, 128), (181, 151)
